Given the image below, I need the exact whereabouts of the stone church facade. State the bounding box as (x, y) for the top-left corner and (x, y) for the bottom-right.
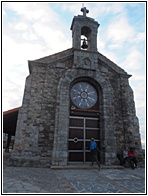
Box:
(11, 7), (142, 167)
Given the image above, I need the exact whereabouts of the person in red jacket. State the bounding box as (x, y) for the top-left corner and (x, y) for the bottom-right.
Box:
(128, 147), (138, 169)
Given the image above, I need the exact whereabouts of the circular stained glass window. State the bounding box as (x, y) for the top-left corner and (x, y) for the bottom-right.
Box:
(70, 82), (97, 109)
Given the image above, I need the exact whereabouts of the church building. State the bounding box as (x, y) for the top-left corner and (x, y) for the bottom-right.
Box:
(11, 7), (142, 167)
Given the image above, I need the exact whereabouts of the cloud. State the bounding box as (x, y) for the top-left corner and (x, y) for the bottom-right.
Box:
(132, 32), (145, 43)
(86, 2), (126, 18)
(2, 2), (72, 114)
(59, 2), (126, 20)
(106, 17), (134, 44)
(3, 35), (44, 67)
(3, 2), (58, 21)
(3, 2), (72, 54)
(2, 72), (25, 111)
(13, 22), (28, 31)
(60, 2), (82, 15)
(121, 48), (145, 71)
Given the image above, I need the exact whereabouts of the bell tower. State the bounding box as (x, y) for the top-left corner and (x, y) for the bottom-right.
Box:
(70, 7), (100, 52)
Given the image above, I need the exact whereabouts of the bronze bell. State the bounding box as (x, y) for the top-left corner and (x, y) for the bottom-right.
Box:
(81, 38), (88, 49)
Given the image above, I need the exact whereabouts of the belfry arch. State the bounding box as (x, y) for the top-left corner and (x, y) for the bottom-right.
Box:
(52, 69), (116, 166)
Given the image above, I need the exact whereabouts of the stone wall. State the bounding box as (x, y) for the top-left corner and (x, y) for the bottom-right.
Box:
(11, 51), (74, 167)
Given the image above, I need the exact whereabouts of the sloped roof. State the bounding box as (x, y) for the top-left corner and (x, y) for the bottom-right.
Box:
(3, 107), (21, 135)
(3, 107), (21, 115)
(28, 48), (74, 73)
(28, 47), (128, 76)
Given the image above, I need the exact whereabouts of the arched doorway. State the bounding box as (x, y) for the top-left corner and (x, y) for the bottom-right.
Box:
(68, 77), (101, 163)
(52, 69), (115, 166)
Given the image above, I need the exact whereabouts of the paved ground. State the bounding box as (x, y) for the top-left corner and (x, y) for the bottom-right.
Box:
(3, 165), (145, 194)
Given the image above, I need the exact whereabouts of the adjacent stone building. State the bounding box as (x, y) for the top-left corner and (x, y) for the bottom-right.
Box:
(11, 7), (142, 167)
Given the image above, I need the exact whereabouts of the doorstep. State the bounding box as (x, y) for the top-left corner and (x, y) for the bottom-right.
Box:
(50, 164), (124, 170)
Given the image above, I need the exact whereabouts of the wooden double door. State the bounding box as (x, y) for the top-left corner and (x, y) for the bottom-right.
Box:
(68, 116), (100, 162)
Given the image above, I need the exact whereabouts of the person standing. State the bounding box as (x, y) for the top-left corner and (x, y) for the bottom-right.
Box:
(117, 150), (124, 166)
(128, 147), (138, 169)
(90, 138), (101, 170)
(123, 147), (129, 159)
(123, 147), (129, 166)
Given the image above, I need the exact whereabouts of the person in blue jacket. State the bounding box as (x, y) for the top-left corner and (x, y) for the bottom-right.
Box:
(90, 138), (101, 170)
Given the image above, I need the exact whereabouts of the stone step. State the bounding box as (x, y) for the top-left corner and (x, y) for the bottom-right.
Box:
(51, 165), (124, 170)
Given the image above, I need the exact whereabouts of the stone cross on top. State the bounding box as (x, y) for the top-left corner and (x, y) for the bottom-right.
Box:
(81, 7), (89, 17)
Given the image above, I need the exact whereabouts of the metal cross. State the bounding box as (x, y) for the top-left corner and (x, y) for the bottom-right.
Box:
(81, 7), (89, 17)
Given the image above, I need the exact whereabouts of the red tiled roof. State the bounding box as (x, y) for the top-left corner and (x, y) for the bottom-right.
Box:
(3, 107), (21, 115)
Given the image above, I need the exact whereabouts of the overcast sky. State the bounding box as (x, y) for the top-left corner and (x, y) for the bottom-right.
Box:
(2, 2), (146, 148)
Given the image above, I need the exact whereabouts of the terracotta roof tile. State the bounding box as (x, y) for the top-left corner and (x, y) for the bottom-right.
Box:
(3, 107), (21, 115)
